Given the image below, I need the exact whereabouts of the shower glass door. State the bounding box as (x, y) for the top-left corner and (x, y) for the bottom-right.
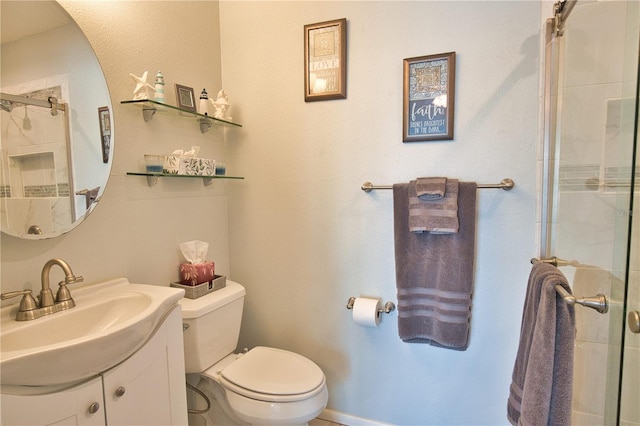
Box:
(544, 1), (639, 424)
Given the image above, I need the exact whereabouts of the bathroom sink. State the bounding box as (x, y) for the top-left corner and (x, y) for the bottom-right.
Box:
(0, 278), (184, 387)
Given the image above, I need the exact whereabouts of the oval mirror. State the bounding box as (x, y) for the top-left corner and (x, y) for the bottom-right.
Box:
(1, 0), (113, 239)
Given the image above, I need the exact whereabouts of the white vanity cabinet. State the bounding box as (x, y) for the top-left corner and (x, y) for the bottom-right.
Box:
(1, 376), (106, 425)
(1, 307), (188, 426)
(102, 308), (187, 425)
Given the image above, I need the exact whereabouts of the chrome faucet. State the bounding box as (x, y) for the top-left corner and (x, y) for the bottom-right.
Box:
(0, 258), (83, 321)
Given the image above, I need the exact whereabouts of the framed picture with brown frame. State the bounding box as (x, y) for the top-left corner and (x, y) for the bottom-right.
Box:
(403, 52), (455, 142)
(304, 18), (347, 102)
(175, 84), (197, 113)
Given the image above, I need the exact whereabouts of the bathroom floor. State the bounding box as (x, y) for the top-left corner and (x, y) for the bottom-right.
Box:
(310, 418), (345, 426)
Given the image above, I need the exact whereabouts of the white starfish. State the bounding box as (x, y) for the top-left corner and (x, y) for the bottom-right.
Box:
(129, 71), (155, 100)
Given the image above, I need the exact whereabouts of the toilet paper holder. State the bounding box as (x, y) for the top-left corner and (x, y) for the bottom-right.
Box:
(346, 297), (396, 314)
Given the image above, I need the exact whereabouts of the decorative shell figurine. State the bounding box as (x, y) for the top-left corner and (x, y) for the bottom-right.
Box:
(129, 71), (155, 100)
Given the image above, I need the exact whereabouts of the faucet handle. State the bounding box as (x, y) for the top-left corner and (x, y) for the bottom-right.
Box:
(1, 289), (38, 315)
(55, 277), (82, 309)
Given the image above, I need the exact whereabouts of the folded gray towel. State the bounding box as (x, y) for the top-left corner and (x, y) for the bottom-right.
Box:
(416, 177), (447, 200)
(408, 179), (459, 234)
(393, 181), (477, 350)
(507, 262), (575, 426)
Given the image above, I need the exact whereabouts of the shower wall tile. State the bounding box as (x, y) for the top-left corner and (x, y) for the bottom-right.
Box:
(23, 184), (57, 197)
(556, 192), (617, 269)
(558, 164), (600, 191)
(57, 182), (69, 197)
(572, 340), (609, 418)
(0, 198), (54, 234)
(51, 197), (72, 231)
(0, 185), (11, 198)
(559, 83), (622, 168)
(605, 97), (636, 178)
(564, 1), (627, 87)
(620, 345), (640, 425)
(571, 264), (618, 345)
(572, 410), (604, 426)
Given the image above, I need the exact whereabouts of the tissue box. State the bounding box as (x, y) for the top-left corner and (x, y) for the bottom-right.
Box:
(163, 155), (215, 176)
(171, 275), (226, 299)
(179, 261), (215, 286)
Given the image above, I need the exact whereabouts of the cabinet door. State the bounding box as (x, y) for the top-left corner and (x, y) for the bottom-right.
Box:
(1, 376), (105, 425)
(102, 307), (188, 425)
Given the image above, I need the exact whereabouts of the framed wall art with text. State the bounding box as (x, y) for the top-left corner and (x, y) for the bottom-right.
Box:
(403, 52), (455, 142)
(304, 18), (347, 102)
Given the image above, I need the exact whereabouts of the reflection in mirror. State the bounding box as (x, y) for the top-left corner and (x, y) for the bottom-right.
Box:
(0, 0), (113, 239)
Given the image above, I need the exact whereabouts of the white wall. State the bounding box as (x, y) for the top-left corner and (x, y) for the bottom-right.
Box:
(0, 1), (542, 425)
(220, 2), (541, 424)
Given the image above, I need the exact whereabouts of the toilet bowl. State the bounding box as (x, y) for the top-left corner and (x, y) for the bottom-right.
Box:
(179, 281), (328, 425)
(201, 347), (328, 425)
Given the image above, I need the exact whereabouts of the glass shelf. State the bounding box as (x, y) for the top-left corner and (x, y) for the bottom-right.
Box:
(120, 99), (242, 132)
(127, 172), (244, 187)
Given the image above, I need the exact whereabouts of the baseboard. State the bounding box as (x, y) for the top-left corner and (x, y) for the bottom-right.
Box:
(318, 408), (394, 426)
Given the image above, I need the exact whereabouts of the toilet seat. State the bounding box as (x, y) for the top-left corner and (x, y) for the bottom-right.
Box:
(217, 346), (326, 402)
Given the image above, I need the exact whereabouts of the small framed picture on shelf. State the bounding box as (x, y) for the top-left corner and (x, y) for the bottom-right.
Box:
(175, 84), (197, 112)
(304, 18), (347, 102)
(403, 52), (455, 142)
(98, 106), (111, 163)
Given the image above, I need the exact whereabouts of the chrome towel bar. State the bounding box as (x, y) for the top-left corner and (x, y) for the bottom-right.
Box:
(361, 178), (515, 192)
(530, 257), (608, 314)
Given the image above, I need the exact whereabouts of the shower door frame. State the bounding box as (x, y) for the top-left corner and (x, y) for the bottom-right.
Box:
(539, 1), (639, 424)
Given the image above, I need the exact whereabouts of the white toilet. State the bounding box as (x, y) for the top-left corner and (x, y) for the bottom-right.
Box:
(179, 280), (329, 425)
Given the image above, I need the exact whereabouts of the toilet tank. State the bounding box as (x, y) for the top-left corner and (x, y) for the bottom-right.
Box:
(179, 280), (246, 373)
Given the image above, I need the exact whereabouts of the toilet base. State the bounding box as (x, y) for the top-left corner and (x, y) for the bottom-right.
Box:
(188, 375), (249, 426)
(225, 385), (327, 425)
(189, 375), (323, 426)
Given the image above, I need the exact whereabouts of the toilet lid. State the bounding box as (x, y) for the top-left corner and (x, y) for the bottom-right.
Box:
(220, 346), (325, 397)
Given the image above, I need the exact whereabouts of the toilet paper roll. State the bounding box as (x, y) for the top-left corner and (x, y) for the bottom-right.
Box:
(352, 297), (381, 327)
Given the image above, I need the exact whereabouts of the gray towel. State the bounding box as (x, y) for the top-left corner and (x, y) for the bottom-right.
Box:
(409, 179), (459, 234)
(507, 262), (575, 426)
(393, 181), (477, 350)
(416, 177), (447, 200)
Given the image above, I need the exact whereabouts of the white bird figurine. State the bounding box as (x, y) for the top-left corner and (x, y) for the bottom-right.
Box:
(210, 89), (231, 120)
(129, 71), (155, 100)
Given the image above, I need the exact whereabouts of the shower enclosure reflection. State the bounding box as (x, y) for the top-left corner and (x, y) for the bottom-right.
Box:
(1, 90), (76, 236)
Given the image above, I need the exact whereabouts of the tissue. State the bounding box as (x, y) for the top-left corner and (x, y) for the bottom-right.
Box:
(179, 240), (215, 286)
(163, 146), (215, 176)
